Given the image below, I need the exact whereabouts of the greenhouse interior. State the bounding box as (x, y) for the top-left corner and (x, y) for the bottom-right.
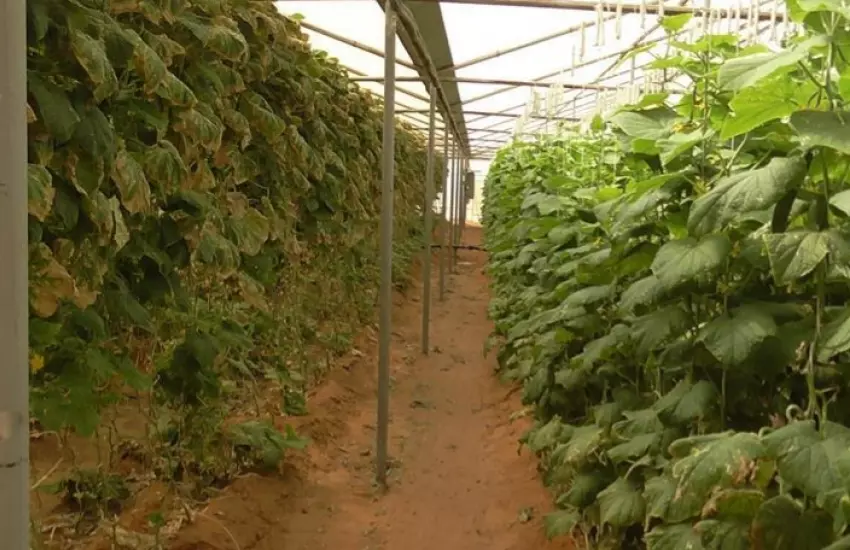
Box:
(3, 0), (850, 548)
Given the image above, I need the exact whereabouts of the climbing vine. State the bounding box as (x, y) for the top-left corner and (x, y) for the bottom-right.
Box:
(484, 8), (850, 549)
(26, 0), (438, 533)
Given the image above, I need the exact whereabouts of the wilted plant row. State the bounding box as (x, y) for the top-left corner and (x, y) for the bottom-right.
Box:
(483, 8), (850, 550)
(26, 0), (437, 533)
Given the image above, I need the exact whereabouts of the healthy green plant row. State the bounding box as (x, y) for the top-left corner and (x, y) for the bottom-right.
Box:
(484, 8), (850, 550)
(26, 0), (439, 521)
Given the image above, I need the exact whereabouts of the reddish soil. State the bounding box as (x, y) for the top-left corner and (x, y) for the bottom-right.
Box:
(168, 225), (574, 550)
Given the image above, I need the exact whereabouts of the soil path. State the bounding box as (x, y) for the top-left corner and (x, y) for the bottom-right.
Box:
(172, 226), (574, 550)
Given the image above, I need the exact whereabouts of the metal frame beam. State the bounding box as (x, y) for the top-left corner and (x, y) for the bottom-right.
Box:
(410, 0), (776, 19)
(379, 0), (470, 152)
(299, 20), (418, 70)
(352, 75), (617, 90)
(439, 14), (616, 72)
(398, 109), (579, 121)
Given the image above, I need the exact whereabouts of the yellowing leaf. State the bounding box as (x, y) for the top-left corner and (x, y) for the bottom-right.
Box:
(109, 197), (130, 250)
(112, 150), (152, 214)
(174, 108), (224, 152)
(30, 243), (76, 318)
(227, 192), (270, 255)
(70, 32), (119, 103)
(27, 164), (54, 221)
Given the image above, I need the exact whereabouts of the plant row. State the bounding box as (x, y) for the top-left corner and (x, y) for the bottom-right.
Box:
(484, 8), (850, 550)
(26, 0), (437, 523)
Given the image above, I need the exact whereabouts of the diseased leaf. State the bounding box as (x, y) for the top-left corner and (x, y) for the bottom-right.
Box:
(29, 243), (76, 318)
(70, 32), (119, 102)
(112, 150), (152, 214)
(144, 140), (188, 190)
(109, 197), (130, 250)
(27, 164), (54, 221)
(670, 432), (766, 521)
(228, 192), (270, 256)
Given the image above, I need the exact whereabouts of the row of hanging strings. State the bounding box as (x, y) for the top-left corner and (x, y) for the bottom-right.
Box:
(511, 0), (798, 137)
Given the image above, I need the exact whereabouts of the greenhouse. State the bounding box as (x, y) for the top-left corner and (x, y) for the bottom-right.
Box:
(3, 0), (849, 548)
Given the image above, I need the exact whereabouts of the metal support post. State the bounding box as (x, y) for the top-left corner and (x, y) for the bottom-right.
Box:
(446, 151), (460, 274)
(0, 0), (29, 547)
(462, 159), (467, 247)
(460, 160), (468, 245)
(376, 2), (396, 489)
(438, 130), (448, 301)
(421, 86), (436, 355)
(452, 154), (462, 272)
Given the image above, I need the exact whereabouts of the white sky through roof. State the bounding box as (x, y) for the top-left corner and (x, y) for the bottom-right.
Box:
(275, 0), (790, 220)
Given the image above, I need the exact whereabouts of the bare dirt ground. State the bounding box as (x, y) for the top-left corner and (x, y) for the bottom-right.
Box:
(95, 225), (574, 550)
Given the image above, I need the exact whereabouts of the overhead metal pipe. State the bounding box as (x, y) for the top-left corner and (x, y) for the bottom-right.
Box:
(345, 65), (441, 127)
(439, 15), (617, 72)
(298, 20), (418, 70)
(0, 0), (29, 546)
(410, 0), (775, 19)
(421, 85), (436, 355)
(376, 1), (396, 489)
(352, 75), (617, 90)
(398, 109), (579, 121)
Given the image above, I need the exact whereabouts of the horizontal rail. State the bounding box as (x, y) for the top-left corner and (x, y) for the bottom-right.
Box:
(410, 0), (776, 19)
(351, 75), (618, 90)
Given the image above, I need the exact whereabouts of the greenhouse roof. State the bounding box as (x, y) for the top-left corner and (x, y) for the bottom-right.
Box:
(276, 0), (791, 160)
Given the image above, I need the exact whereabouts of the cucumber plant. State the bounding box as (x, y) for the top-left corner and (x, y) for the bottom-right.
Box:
(484, 9), (850, 549)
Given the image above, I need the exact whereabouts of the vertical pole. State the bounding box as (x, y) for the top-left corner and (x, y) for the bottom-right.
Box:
(461, 159), (468, 243)
(438, 130), (449, 301)
(421, 86), (436, 355)
(449, 149), (459, 274)
(459, 165), (465, 247)
(452, 153), (462, 271)
(376, 0), (395, 489)
(0, 0), (29, 547)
